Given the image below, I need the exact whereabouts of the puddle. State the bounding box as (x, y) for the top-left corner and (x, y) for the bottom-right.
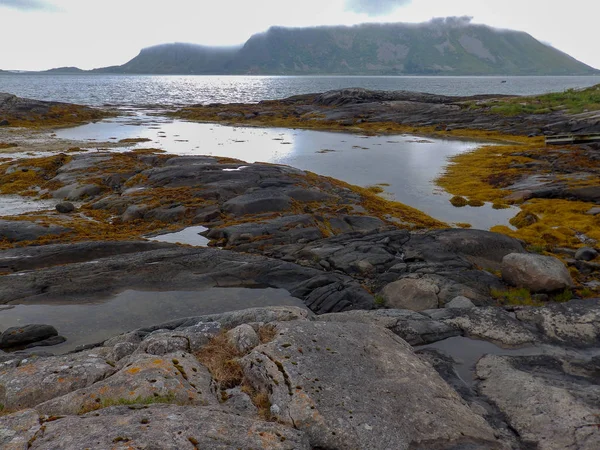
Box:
(146, 226), (209, 247)
(0, 195), (57, 216)
(55, 116), (517, 229)
(0, 288), (306, 354)
(420, 336), (600, 386)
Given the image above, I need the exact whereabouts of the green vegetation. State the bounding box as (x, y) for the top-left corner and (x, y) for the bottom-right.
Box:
(374, 294), (386, 307)
(94, 22), (597, 76)
(471, 84), (600, 116)
(491, 287), (541, 306)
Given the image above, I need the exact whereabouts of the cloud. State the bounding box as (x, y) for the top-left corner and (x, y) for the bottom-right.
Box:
(345, 0), (412, 16)
(0, 0), (55, 10)
(429, 16), (474, 27)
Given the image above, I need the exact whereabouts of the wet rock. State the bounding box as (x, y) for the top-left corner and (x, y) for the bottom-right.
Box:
(445, 295), (476, 309)
(477, 354), (600, 450)
(26, 405), (310, 449)
(37, 351), (216, 416)
(55, 201), (75, 213)
(514, 299), (600, 347)
(0, 350), (116, 410)
(226, 324), (259, 353)
(24, 335), (66, 349)
(0, 220), (70, 243)
(241, 320), (502, 449)
(0, 324), (58, 349)
(501, 253), (573, 292)
(318, 309), (460, 345)
(381, 278), (439, 311)
(575, 247), (598, 261)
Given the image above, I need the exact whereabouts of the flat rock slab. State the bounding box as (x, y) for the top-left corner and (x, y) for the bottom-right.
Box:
(477, 354), (600, 450)
(37, 351), (216, 416)
(0, 349), (115, 410)
(242, 321), (503, 449)
(20, 405), (310, 449)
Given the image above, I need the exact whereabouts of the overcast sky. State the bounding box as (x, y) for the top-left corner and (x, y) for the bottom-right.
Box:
(1, 0), (598, 71)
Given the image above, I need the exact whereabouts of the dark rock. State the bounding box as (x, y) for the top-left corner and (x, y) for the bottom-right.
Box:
(0, 324), (59, 349)
(0, 220), (70, 242)
(222, 190), (292, 216)
(24, 335), (66, 348)
(55, 201), (75, 213)
(0, 119), (9, 126)
(575, 247), (598, 261)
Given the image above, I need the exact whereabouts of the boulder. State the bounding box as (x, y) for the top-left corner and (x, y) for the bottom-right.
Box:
(445, 296), (476, 309)
(241, 320), (502, 450)
(226, 324), (259, 353)
(501, 253), (573, 292)
(381, 278), (439, 311)
(575, 247), (598, 261)
(55, 201), (75, 214)
(0, 324), (58, 349)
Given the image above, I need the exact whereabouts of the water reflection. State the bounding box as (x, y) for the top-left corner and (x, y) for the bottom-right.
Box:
(56, 118), (517, 229)
(0, 288), (306, 353)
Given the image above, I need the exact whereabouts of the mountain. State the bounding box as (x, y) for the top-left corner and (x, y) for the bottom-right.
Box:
(228, 20), (597, 75)
(42, 67), (86, 74)
(23, 19), (600, 76)
(93, 43), (240, 74)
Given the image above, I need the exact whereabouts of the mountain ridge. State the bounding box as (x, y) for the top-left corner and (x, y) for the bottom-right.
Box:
(4, 20), (599, 76)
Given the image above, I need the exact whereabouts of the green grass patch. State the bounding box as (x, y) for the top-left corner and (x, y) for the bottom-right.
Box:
(473, 84), (600, 116)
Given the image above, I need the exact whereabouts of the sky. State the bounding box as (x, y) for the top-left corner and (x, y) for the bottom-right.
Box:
(0, 0), (598, 71)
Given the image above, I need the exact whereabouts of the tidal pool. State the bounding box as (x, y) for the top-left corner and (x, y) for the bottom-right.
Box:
(0, 195), (57, 216)
(0, 287), (306, 354)
(146, 226), (210, 246)
(56, 115), (517, 229)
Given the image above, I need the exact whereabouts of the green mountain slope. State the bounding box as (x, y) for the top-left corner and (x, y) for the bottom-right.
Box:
(230, 21), (597, 75)
(94, 43), (240, 75)
(90, 20), (598, 76)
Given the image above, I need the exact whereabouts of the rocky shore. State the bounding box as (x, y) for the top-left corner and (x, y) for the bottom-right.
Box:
(0, 91), (599, 449)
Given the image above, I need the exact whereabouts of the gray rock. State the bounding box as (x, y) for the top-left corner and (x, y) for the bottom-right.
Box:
(227, 324), (260, 353)
(575, 247), (598, 261)
(37, 351), (216, 416)
(55, 201), (75, 214)
(477, 355), (600, 450)
(24, 335), (66, 349)
(241, 321), (502, 449)
(0, 409), (42, 450)
(0, 324), (58, 349)
(445, 296), (476, 309)
(222, 387), (259, 417)
(121, 204), (148, 222)
(426, 307), (536, 347)
(0, 349), (115, 410)
(26, 405), (310, 449)
(191, 205), (221, 223)
(514, 299), (600, 347)
(109, 342), (136, 361)
(0, 220), (70, 243)
(501, 253), (573, 292)
(381, 278), (439, 311)
(223, 190), (291, 216)
(586, 207), (600, 216)
(318, 309), (460, 345)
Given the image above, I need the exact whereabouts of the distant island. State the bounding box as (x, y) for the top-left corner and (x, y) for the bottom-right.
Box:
(3, 19), (598, 76)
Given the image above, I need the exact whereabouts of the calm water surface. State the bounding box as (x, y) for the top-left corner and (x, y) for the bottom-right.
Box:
(1, 74), (599, 106)
(56, 115), (517, 229)
(0, 288), (306, 353)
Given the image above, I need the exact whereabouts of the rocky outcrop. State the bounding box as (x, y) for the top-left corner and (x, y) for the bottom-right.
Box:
(0, 220), (70, 243)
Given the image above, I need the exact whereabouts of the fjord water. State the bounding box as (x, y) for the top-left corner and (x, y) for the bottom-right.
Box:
(1, 74), (600, 106)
